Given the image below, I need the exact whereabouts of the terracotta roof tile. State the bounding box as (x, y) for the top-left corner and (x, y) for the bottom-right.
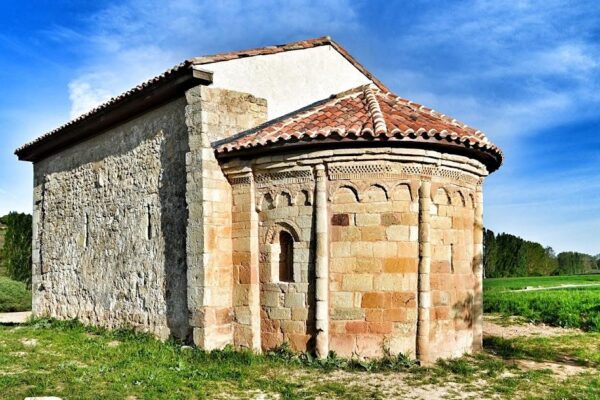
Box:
(215, 85), (503, 172)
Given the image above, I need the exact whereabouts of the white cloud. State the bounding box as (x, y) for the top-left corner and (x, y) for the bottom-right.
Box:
(54, 0), (360, 119)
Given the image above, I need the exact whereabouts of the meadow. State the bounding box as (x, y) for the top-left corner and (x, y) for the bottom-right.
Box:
(0, 274), (599, 398)
(0, 318), (598, 399)
(484, 274), (600, 332)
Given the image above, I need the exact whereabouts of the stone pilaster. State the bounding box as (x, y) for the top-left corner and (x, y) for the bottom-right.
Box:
(185, 86), (267, 350)
(231, 170), (261, 351)
(31, 176), (45, 316)
(314, 164), (330, 358)
(417, 180), (431, 363)
(472, 186), (484, 350)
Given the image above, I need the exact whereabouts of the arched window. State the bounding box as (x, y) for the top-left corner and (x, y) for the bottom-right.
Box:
(278, 231), (294, 282)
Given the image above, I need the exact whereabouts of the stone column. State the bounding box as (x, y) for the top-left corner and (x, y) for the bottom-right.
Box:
(472, 186), (484, 350)
(314, 164), (329, 358)
(231, 170), (261, 351)
(417, 180), (432, 363)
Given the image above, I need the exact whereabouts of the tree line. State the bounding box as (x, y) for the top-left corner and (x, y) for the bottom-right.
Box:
(1, 212), (598, 285)
(483, 228), (599, 278)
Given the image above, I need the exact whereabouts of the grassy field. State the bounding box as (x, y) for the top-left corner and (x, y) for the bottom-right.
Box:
(0, 318), (598, 399)
(484, 275), (600, 332)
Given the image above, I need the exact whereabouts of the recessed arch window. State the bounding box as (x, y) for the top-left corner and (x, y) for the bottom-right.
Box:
(278, 231), (294, 282)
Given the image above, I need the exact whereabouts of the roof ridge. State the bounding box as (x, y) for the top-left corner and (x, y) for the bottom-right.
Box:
(189, 36), (332, 64)
(364, 85), (387, 135)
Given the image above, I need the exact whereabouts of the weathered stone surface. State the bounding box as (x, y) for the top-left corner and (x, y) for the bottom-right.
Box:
(32, 98), (190, 340)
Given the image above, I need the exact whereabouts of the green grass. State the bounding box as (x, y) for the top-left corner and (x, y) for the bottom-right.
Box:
(0, 318), (598, 399)
(0, 276), (31, 312)
(485, 333), (600, 367)
(484, 275), (600, 332)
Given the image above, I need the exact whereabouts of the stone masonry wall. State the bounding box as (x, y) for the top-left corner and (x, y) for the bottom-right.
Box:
(31, 98), (190, 339)
(185, 86), (267, 350)
(428, 182), (476, 358)
(222, 149), (485, 361)
(328, 176), (419, 358)
(255, 180), (315, 352)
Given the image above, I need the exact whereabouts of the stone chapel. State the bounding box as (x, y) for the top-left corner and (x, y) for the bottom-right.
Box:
(16, 37), (502, 363)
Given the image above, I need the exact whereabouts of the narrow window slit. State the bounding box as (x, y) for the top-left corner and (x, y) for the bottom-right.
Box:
(278, 231), (294, 282)
(84, 212), (89, 248)
(450, 243), (454, 273)
(146, 204), (152, 240)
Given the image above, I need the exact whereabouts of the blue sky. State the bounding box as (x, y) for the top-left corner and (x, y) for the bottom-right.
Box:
(0, 0), (598, 254)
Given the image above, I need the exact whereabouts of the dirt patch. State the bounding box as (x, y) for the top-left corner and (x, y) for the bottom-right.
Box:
(512, 359), (591, 379)
(107, 340), (121, 348)
(0, 312), (32, 324)
(20, 338), (38, 347)
(513, 283), (600, 292)
(483, 315), (580, 339)
(320, 370), (485, 400)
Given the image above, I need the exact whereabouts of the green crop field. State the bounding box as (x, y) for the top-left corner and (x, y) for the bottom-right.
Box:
(484, 275), (600, 332)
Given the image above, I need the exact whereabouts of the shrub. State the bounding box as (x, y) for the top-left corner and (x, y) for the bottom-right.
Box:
(1, 212), (32, 286)
(0, 276), (32, 312)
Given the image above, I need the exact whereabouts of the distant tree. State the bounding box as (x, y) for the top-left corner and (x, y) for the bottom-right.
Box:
(557, 251), (596, 275)
(0, 212), (32, 286)
(482, 230), (559, 278)
(483, 228), (497, 278)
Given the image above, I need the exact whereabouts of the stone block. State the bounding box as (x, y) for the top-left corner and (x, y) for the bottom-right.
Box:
(266, 307), (291, 320)
(355, 257), (382, 273)
(383, 258), (418, 273)
(367, 321), (393, 334)
(350, 242), (373, 257)
(291, 308), (308, 321)
(373, 241), (397, 258)
(391, 292), (417, 308)
(284, 292), (306, 308)
(330, 334), (356, 357)
(342, 274), (373, 291)
(331, 242), (351, 258)
(331, 257), (356, 273)
(373, 274), (403, 291)
(288, 333), (311, 352)
(365, 309), (383, 322)
(331, 213), (350, 226)
(355, 335), (383, 358)
(331, 307), (365, 320)
(386, 225), (410, 241)
(281, 320), (306, 334)
(361, 292), (391, 309)
(332, 292), (354, 308)
(360, 226), (386, 241)
(383, 308), (407, 322)
(355, 213), (381, 226)
(346, 321), (368, 334)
